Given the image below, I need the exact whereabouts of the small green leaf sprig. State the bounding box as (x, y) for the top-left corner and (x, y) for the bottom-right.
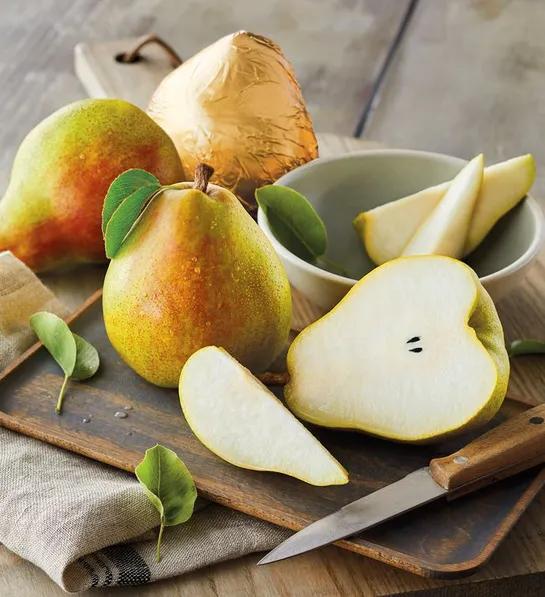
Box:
(103, 164), (214, 258)
(136, 445), (197, 562)
(255, 185), (349, 276)
(508, 339), (545, 357)
(30, 312), (99, 414)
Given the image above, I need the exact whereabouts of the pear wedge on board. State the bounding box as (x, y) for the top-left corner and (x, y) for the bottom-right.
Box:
(355, 154), (535, 264)
(179, 346), (348, 486)
(402, 155), (484, 258)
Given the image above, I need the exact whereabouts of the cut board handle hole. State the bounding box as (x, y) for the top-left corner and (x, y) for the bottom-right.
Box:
(115, 33), (183, 68)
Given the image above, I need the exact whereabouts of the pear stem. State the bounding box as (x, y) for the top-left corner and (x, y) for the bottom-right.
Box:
(56, 375), (69, 415)
(156, 516), (165, 563)
(193, 163), (214, 194)
(256, 371), (290, 386)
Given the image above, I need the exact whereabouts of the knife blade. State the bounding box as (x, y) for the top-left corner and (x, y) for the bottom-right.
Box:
(259, 403), (545, 566)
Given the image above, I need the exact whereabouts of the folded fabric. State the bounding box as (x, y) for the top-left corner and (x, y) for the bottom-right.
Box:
(0, 251), (289, 592)
(0, 251), (68, 370)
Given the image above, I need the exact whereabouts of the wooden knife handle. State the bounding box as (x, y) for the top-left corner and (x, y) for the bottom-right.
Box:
(429, 404), (545, 495)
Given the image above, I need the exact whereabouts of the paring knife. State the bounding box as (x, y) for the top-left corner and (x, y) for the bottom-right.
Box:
(258, 403), (545, 566)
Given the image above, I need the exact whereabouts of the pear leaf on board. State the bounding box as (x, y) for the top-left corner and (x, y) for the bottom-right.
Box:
(72, 334), (100, 380)
(30, 312), (100, 414)
(30, 312), (76, 376)
(102, 169), (160, 233)
(135, 444), (197, 563)
(508, 339), (545, 357)
(104, 183), (161, 258)
(256, 185), (327, 261)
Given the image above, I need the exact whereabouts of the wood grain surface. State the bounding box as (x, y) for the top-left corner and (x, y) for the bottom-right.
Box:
(429, 404), (545, 492)
(363, 0), (545, 199)
(0, 0), (411, 194)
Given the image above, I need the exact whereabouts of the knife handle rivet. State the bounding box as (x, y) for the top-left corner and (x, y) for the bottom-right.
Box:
(529, 416), (544, 425)
(453, 456), (469, 465)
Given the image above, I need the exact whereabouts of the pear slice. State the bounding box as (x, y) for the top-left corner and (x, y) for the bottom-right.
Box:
(355, 154), (535, 264)
(464, 154), (536, 254)
(285, 256), (509, 443)
(402, 154), (483, 258)
(179, 346), (348, 486)
(353, 182), (446, 265)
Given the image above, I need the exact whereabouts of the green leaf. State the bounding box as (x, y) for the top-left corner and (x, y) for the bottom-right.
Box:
(30, 312), (76, 377)
(104, 183), (160, 258)
(508, 339), (545, 357)
(135, 444), (197, 562)
(136, 445), (196, 525)
(256, 185), (327, 261)
(102, 169), (160, 233)
(72, 334), (100, 380)
(30, 312), (100, 414)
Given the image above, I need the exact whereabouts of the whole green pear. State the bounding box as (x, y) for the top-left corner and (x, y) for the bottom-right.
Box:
(0, 99), (184, 271)
(102, 166), (292, 387)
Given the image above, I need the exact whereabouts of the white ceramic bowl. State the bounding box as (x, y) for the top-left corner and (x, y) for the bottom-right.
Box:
(258, 149), (544, 311)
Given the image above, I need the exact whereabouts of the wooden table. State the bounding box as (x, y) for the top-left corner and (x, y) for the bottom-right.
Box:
(2, 1), (545, 595)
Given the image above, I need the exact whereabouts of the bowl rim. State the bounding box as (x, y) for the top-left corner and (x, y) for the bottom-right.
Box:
(257, 148), (545, 287)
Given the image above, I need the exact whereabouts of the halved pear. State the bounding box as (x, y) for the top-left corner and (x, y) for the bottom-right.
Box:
(402, 155), (483, 258)
(355, 154), (535, 264)
(285, 256), (509, 443)
(179, 346), (348, 486)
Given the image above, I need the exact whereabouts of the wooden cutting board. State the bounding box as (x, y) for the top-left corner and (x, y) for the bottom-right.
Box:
(0, 289), (544, 579)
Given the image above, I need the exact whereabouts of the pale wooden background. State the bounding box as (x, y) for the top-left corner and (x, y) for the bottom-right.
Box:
(2, 1), (545, 595)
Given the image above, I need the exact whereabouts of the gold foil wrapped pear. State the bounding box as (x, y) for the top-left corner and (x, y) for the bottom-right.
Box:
(148, 31), (318, 205)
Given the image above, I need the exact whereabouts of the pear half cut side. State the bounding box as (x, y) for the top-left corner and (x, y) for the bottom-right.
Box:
(179, 346), (348, 486)
(402, 155), (484, 258)
(285, 256), (510, 443)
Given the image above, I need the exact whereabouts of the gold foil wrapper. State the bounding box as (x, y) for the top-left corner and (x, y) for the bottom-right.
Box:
(148, 31), (318, 204)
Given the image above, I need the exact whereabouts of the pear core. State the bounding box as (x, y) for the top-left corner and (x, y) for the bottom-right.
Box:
(285, 256), (509, 443)
(180, 346), (348, 486)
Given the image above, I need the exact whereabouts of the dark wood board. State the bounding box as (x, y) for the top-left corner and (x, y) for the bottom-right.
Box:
(0, 291), (543, 579)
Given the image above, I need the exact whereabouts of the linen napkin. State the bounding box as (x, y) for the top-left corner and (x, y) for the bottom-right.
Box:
(0, 251), (290, 592)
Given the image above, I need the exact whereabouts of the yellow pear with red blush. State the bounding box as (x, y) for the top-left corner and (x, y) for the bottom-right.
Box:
(102, 165), (292, 387)
(0, 99), (184, 272)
